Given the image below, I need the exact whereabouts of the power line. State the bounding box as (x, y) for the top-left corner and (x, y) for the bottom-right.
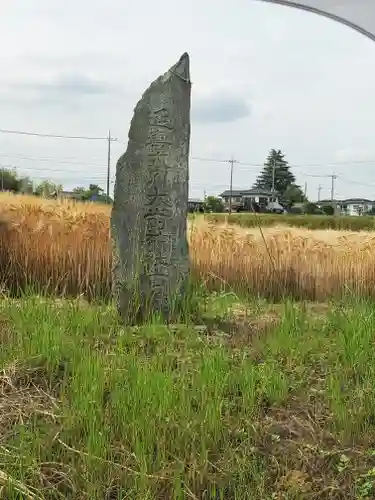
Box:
(2, 161), (371, 191)
(0, 154), (105, 167)
(0, 166), (236, 188)
(0, 164), (107, 174)
(2, 140), (375, 198)
(191, 155), (375, 169)
(2, 147), (375, 171)
(2, 127), (375, 168)
(0, 167), (109, 184)
(0, 128), (118, 141)
(337, 176), (375, 189)
(2, 164), (371, 193)
(191, 156), (241, 212)
(191, 156), (231, 164)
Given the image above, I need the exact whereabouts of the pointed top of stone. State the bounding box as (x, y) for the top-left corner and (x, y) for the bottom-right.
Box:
(169, 52), (190, 83)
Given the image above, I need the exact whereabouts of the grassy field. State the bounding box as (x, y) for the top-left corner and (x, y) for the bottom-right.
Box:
(205, 212), (375, 231)
(2, 193), (375, 498)
(1, 295), (375, 499)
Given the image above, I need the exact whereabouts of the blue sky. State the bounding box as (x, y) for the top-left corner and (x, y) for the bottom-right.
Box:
(1, 0), (375, 201)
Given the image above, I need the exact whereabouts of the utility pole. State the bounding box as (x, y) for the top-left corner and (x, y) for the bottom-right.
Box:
(105, 131), (118, 202)
(304, 181), (307, 199)
(228, 156), (238, 214)
(317, 184), (322, 202)
(106, 130), (111, 203)
(306, 174), (338, 204)
(330, 174), (338, 202)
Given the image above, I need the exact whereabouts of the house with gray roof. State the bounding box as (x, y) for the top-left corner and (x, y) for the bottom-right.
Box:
(219, 188), (284, 213)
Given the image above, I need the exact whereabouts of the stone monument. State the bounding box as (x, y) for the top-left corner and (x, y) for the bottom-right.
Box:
(111, 53), (191, 324)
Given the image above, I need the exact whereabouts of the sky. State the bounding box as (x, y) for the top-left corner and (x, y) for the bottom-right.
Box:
(1, 0), (375, 202)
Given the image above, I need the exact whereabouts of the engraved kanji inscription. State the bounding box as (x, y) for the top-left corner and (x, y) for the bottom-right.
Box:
(145, 168), (169, 190)
(146, 142), (172, 155)
(144, 236), (172, 264)
(148, 127), (173, 143)
(149, 107), (173, 128)
(144, 215), (167, 237)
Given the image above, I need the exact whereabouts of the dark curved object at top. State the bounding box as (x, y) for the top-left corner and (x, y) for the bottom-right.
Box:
(255, 0), (375, 42)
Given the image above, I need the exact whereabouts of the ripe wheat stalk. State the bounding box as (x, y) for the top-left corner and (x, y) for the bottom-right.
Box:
(1, 194), (375, 300)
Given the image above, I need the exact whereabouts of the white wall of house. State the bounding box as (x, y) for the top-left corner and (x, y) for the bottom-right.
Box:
(222, 193), (280, 210)
(344, 202), (374, 216)
(230, 196), (243, 204)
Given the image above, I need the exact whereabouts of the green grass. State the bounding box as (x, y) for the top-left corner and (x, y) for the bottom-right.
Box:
(202, 213), (375, 231)
(1, 294), (375, 499)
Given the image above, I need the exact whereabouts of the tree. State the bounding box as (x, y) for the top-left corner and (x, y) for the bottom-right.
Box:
(86, 184), (104, 200)
(72, 186), (86, 196)
(303, 202), (321, 215)
(73, 184), (111, 203)
(0, 168), (20, 192)
(283, 184), (306, 205)
(0, 168), (36, 194)
(35, 180), (63, 197)
(18, 176), (34, 194)
(205, 196), (224, 213)
(322, 204), (334, 216)
(253, 149), (305, 206)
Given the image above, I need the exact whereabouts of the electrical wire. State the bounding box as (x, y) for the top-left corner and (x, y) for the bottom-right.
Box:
(0, 154), (106, 167)
(0, 128), (117, 141)
(1, 127), (374, 196)
(192, 156), (375, 170)
(2, 127), (375, 168)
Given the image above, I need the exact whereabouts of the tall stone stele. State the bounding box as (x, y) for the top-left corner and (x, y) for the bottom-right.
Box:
(111, 53), (191, 324)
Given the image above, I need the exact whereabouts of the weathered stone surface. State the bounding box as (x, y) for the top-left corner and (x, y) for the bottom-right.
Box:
(111, 53), (191, 324)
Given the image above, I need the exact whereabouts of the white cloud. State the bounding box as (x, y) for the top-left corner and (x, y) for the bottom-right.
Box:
(192, 91), (251, 124)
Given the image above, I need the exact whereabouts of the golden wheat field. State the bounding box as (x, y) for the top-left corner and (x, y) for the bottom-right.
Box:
(1, 193), (375, 300)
